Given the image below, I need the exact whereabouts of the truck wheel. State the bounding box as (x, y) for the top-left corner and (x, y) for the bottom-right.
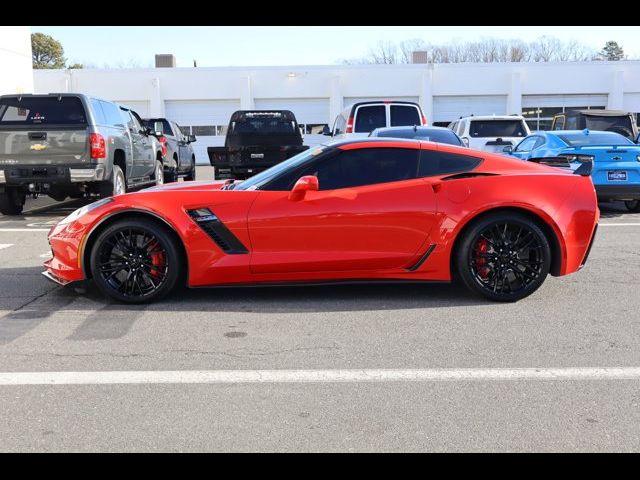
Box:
(0, 188), (26, 216)
(153, 160), (164, 186)
(100, 165), (126, 198)
(184, 159), (196, 181)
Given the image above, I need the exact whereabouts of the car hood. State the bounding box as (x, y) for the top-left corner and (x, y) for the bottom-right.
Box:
(141, 180), (228, 193)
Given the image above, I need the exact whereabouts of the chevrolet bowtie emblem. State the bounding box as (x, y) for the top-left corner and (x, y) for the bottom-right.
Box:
(612, 156), (622, 161)
(30, 143), (47, 151)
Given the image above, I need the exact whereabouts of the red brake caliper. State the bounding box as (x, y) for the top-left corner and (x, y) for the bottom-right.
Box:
(475, 238), (490, 280)
(148, 242), (166, 279)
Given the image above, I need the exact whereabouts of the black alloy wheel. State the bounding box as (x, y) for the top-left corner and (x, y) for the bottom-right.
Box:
(456, 213), (551, 302)
(90, 218), (182, 303)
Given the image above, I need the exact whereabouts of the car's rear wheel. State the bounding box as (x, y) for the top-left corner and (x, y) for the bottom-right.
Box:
(624, 200), (640, 212)
(153, 160), (164, 186)
(0, 188), (26, 215)
(455, 212), (551, 302)
(89, 218), (182, 304)
(101, 165), (126, 198)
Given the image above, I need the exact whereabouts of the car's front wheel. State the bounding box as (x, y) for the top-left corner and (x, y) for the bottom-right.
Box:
(89, 218), (183, 304)
(455, 212), (551, 302)
(624, 200), (640, 213)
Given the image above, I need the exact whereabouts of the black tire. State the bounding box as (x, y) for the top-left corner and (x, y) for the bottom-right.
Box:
(100, 164), (126, 198)
(153, 160), (164, 186)
(184, 159), (196, 182)
(0, 188), (26, 215)
(454, 212), (551, 302)
(624, 200), (640, 213)
(89, 218), (183, 304)
(164, 157), (178, 183)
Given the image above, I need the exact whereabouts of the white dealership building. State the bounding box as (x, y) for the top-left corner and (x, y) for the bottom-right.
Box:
(25, 54), (640, 164)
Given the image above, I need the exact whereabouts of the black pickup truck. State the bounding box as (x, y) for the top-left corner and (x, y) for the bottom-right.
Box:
(208, 110), (309, 180)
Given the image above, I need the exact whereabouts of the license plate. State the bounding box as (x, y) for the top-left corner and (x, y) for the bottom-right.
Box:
(250, 153), (264, 159)
(608, 170), (627, 181)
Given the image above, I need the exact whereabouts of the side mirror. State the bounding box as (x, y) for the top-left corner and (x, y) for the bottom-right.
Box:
(187, 134), (197, 143)
(322, 125), (331, 136)
(502, 145), (513, 153)
(289, 175), (319, 201)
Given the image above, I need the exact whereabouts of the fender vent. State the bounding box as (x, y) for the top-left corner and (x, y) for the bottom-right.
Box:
(187, 208), (249, 254)
(442, 172), (498, 181)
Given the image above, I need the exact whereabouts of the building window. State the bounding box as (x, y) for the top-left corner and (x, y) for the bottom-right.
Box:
(522, 105), (606, 131)
(191, 125), (216, 136)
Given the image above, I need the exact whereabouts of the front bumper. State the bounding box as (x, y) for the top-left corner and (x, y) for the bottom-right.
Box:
(595, 184), (640, 201)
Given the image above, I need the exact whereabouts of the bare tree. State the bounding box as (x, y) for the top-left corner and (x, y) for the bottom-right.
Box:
(340, 35), (604, 65)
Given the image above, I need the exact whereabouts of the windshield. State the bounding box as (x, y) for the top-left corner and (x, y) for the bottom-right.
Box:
(559, 132), (633, 147)
(233, 146), (328, 190)
(469, 120), (527, 138)
(375, 128), (463, 146)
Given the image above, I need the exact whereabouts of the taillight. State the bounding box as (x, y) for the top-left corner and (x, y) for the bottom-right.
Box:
(158, 136), (168, 157)
(89, 133), (106, 160)
(345, 116), (354, 134)
(422, 115), (427, 125)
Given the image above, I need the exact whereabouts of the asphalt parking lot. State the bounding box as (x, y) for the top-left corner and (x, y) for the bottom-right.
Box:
(0, 166), (639, 452)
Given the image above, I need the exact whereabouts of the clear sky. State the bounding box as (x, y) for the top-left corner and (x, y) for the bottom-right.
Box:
(31, 26), (640, 68)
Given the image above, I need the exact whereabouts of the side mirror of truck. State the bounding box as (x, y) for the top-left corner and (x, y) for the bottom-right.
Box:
(187, 135), (197, 143)
(502, 145), (513, 154)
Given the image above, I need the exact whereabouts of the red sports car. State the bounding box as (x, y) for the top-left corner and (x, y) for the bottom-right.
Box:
(43, 139), (599, 304)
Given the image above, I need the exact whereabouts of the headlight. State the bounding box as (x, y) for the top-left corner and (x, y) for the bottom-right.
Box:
(58, 198), (114, 225)
(636, 155), (640, 162)
(559, 154), (595, 163)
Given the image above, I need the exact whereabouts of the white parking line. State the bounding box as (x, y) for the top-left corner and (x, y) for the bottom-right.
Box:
(599, 223), (640, 227)
(0, 244), (13, 251)
(1, 367), (640, 386)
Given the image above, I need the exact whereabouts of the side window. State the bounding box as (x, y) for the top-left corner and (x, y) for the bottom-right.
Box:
(450, 121), (458, 133)
(311, 148), (419, 190)
(120, 108), (136, 131)
(354, 106), (386, 133)
(554, 116), (565, 130)
(334, 115), (346, 135)
(533, 136), (546, 149)
(100, 101), (125, 127)
(457, 120), (466, 136)
(565, 116), (577, 130)
(418, 149), (482, 177)
(515, 137), (538, 152)
(89, 98), (107, 125)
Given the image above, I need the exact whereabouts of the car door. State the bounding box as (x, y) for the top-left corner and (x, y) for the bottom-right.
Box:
(247, 144), (439, 274)
(130, 110), (155, 177)
(121, 109), (149, 179)
(174, 122), (191, 169)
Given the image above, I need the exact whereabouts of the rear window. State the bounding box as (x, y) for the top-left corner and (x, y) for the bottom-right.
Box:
(558, 132), (633, 147)
(231, 115), (297, 135)
(469, 120), (527, 138)
(0, 96), (87, 125)
(390, 105), (421, 127)
(375, 128), (463, 146)
(584, 116), (634, 134)
(146, 118), (173, 135)
(354, 105), (386, 133)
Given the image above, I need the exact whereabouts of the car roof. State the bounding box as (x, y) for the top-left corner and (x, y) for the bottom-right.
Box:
(562, 109), (631, 117)
(459, 115), (526, 121)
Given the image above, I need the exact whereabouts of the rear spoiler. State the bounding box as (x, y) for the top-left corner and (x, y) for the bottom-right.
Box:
(529, 157), (593, 176)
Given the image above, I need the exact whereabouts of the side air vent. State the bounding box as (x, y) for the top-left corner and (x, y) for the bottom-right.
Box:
(442, 172), (499, 181)
(187, 208), (249, 254)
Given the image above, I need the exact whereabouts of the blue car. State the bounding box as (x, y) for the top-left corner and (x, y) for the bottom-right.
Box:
(505, 130), (640, 212)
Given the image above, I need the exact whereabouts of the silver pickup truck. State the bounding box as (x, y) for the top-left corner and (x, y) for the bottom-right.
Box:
(0, 93), (164, 215)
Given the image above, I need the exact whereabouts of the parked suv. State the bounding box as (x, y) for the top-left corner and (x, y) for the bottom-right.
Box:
(329, 101), (427, 139)
(551, 110), (639, 141)
(0, 93), (164, 215)
(449, 115), (530, 153)
(144, 117), (197, 182)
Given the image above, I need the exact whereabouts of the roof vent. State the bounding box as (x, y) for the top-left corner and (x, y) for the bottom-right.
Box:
(155, 54), (176, 68)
